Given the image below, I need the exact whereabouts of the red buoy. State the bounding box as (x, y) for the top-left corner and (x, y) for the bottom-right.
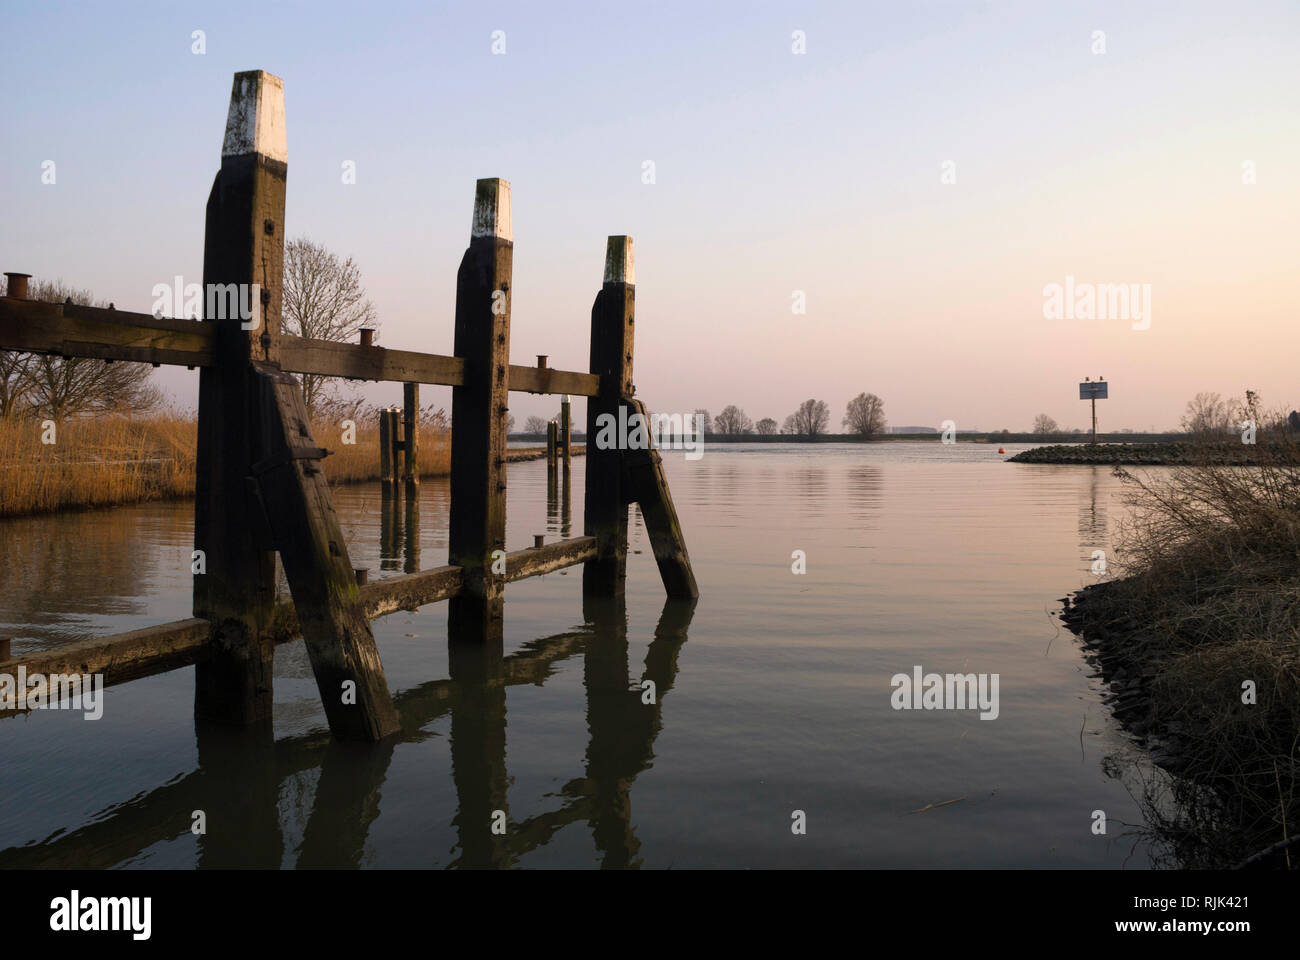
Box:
(998, 447), (1006, 454)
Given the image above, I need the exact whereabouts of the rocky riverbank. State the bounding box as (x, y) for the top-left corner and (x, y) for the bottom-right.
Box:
(1010, 442), (1269, 465)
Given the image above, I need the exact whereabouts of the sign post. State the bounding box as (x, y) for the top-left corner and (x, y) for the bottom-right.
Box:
(1079, 378), (1108, 444)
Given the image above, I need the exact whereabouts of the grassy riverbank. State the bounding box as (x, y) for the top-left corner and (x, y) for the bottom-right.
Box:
(0, 413), (452, 518)
(1061, 438), (1300, 868)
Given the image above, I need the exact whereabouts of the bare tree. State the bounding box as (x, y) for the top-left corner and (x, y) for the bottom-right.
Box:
(1181, 392), (1231, 437)
(693, 408), (712, 436)
(283, 237), (378, 413)
(787, 398), (830, 436)
(17, 279), (160, 419)
(1032, 413), (1059, 438)
(714, 405), (753, 435)
(0, 345), (34, 420)
(755, 417), (778, 435)
(843, 392), (886, 437)
(524, 415), (549, 434)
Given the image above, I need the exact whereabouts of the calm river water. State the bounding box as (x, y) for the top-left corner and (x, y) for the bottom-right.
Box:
(0, 442), (1157, 868)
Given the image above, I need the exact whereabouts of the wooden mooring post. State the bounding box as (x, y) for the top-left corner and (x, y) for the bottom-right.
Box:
(447, 179), (513, 644)
(560, 394), (572, 467)
(403, 382), (419, 491)
(583, 237), (636, 596)
(191, 70), (286, 726)
(0, 69), (698, 742)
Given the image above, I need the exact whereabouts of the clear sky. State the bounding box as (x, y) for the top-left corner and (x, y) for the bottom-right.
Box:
(3, 1), (1297, 432)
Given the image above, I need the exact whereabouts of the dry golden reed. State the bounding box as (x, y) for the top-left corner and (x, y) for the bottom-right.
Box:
(0, 412), (450, 518)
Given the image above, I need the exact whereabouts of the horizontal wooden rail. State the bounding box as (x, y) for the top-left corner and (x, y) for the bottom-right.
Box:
(508, 364), (598, 397)
(505, 536), (596, 582)
(0, 537), (594, 711)
(0, 297), (597, 395)
(279, 338), (464, 387)
(0, 298), (213, 367)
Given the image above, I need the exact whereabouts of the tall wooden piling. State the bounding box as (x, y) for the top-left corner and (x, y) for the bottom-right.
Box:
(448, 179), (512, 641)
(583, 236), (635, 596)
(547, 420), (558, 468)
(379, 407), (394, 493)
(560, 394), (572, 467)
(193, 70), (287, 725)
(402, 382), (419, 487)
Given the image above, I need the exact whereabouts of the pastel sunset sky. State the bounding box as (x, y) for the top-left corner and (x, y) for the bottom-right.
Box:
(3, 0), (1296, 431)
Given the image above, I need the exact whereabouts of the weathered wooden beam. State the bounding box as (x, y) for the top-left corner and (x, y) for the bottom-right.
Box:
(0, 298), (214, 366)
(252, 363), (401, 741)
(364, 562), (464, 617)
(0, 619), (211, 708)
(192, 69), (287, 726)
(507, 363), (599, 397)
(583, 236), (635, 596)
(0, 564), (467, 705)
(0, 294), (601, 395)
(505, 536), (596, 582)
(279, 337), (465, 386)
(622, 397), (699, 599)
(448, 179), (513, 642)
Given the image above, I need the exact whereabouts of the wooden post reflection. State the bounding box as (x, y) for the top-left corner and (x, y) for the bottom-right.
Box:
(297, 739), (397, 867)
(446, 625), (509, 867)
(194, 719), (283, 868)
(1, 603), (695, 869)
(579, 595), (696, 867)
(380, 486), (401, 572)
(403, 481), (421, 574)
(561, 461), (572, 540)
(547, 456), (559, 532)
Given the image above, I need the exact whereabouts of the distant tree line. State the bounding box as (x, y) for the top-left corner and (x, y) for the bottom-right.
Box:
(674, 393), (889, 439)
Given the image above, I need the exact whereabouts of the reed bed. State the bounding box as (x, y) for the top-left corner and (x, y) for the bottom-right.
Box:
(0, 411), (451, 518)
(1063, 415), (1300, 868)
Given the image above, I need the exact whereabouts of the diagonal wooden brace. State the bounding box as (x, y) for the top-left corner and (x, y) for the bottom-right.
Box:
(620, 397), (699, 599)
(250, 362), (401, 741)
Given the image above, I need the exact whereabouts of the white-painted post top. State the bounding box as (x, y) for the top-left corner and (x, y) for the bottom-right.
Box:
(604, 236), (634, 285)
(472, 179), (512, 241)
(222, 70), (286, 163)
